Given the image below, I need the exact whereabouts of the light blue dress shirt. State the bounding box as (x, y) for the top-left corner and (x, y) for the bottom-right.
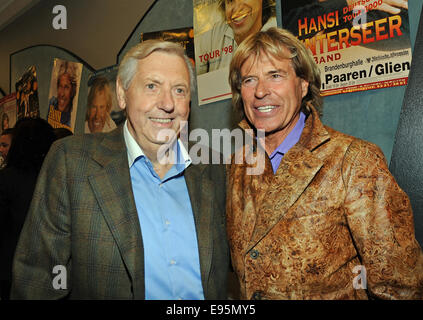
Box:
(123, 122), (204, 300)
(269, 112), (306, 174)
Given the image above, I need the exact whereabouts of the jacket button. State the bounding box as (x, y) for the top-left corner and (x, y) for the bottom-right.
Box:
(250, 249), (259, 259)
(251, 291), (262, 300)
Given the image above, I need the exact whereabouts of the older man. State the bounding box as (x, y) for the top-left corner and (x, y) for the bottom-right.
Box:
(11, 40), (228, 299)
(226, 27), (423, 300)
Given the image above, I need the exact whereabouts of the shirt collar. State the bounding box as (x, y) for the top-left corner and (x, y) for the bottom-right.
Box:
(224, 23), (235, 40)
(269, 111), (306, 159)
(123, 120), (192, 169)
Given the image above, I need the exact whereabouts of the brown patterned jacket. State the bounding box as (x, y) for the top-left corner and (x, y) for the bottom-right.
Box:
(227, 105), (423, 300)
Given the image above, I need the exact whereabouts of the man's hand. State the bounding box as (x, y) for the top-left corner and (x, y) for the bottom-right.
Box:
(378, 0), (408, 14)
(346, 0), (408, 14)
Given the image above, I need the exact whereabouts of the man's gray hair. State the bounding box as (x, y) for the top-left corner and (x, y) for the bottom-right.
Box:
(118, 40), (196, 96)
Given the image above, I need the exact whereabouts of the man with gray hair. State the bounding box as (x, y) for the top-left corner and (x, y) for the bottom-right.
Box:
(11, 40), (229, 300)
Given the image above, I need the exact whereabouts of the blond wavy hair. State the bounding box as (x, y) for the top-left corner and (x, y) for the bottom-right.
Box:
(229, 27), (323, 116)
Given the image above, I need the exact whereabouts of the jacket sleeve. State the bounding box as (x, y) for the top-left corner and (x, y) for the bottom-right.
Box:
(343, 139), (423, 299)
(11, 141), (71, 299)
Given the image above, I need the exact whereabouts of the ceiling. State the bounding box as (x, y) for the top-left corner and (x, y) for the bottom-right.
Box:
(0, 0), (40, 31)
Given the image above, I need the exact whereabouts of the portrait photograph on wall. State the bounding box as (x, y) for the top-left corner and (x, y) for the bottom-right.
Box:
(0, 93), (17, 134)
(85, 65), (124, 134)
(47, 58), (83, 132)
(15, 66), (40, 120)
(281, 0), (412, 96)
(193, 0), (277, 105)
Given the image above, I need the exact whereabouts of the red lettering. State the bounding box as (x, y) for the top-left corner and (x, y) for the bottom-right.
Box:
(362, 21), (375, 44)
(389, 15), (402, 38)
(375, 17), (388, 41)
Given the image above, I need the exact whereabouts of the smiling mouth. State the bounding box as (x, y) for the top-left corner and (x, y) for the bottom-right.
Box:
(256, 106), (277, 113)
(150, 117), (172, 123)
(231, 10), (251, 24)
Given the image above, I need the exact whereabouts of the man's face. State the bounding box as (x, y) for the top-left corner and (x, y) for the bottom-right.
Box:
(57, 74), (73, 112)
(117, 51), (191, 151)
(0, 134), (12, 159)
(225, 0), (263, 43)
(240, 49), (309, 142)
(88, 90), (109, 133)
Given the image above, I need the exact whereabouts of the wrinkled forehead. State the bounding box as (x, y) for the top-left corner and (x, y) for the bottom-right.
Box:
(240, 47), (294, 74)
(137, 51), (191, 84)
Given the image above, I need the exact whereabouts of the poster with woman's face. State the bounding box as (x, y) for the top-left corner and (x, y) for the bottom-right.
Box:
(47, 58), (83, 132)
(193, 0), (276, 105)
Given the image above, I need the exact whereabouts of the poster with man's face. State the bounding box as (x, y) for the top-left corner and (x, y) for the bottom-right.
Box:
(193, 0), (277, 105)
(85, 66), (124, 134)
(47, 58), (83, 132)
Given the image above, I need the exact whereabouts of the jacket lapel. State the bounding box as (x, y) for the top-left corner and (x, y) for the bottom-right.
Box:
(185, 163), (213, 296)
(248, 145), (324, 248)
(87, 127), (144, 299)
(243, 106), (330, 250)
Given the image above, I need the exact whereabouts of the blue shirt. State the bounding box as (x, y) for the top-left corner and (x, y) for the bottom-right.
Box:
(269, 112), (306, 174)
(124, 122), (204, 300)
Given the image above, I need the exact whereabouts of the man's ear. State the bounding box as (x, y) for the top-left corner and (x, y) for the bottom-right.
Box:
(301, 79), (309, 98)
(116, 78), (126, 110)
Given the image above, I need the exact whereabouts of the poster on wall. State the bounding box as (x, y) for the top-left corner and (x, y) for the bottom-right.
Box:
(193, 0), (277, 105)
(15, 66), (40, 120)
(140, 27), (196, 66)
(47, 58), (83, 132)
(0, 93), (17, 134)
(281, 0), (412, 96)
(84, 65), (125, 134)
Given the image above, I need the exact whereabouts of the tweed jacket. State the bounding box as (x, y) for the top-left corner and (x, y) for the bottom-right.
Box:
(11, 126), (228, 299)
(227, 105), (423, 300)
